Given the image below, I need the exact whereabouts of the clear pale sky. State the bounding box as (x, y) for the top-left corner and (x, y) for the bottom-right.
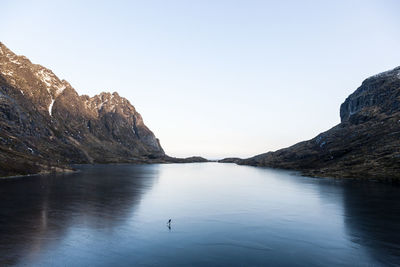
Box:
(2, 0), (400, 159)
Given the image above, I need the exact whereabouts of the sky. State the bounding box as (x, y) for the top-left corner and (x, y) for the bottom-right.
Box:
(1, 0), (400, 159)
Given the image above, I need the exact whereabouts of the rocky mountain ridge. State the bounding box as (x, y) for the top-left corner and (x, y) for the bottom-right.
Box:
(237, 67), (400, 180)
(0, 42), (190, 177)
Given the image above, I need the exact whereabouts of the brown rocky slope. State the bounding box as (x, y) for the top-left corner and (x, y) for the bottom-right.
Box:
(0, 42), (205, 177)
(238, 67), (400, 180)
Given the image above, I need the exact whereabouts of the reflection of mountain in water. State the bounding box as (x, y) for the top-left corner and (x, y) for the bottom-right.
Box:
(0, 164), (160, 265)
(342, 182), (400, 265)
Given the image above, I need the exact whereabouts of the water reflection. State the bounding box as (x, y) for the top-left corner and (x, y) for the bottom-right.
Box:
(0, 163), (399, 266)
(341, 181), (400, 265)
(0, 164), (159, 265)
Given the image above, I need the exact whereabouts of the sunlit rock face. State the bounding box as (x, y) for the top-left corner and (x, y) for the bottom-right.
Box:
(240, 67), (400, 180)
(0, 42), (164, 176)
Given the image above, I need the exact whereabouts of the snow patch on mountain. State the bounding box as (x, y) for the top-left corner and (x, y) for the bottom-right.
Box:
(1, 70), (13, 76)
(36, 69), (53, 89)
(49, 98), (55, 116)
(369, 67), (400, 80)
(5, 52), (21, 65)
(35, 69), (66, 96)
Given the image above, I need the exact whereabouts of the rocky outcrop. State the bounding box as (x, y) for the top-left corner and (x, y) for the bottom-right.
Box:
(164, 156), (210, 163)
(239, 67), (400, 180)
(340, 67), (400, 124)
(218, 157), (242, 163)
(0, 42), (166, 177)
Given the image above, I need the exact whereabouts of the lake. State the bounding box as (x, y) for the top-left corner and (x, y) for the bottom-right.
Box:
(0, 163), (399, 266)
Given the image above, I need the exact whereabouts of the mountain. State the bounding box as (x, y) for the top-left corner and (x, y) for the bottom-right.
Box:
(238, 67), (400, 180)
(0, 42), (170, 177)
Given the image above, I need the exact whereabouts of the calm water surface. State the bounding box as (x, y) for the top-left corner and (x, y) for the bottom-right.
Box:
(0, 163), (399, 266)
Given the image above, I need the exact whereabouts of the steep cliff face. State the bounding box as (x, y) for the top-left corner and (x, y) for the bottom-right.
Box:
(0, 42), (164, 176)
(239, 67), (400, 180)
(340, 67), (400, 124)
